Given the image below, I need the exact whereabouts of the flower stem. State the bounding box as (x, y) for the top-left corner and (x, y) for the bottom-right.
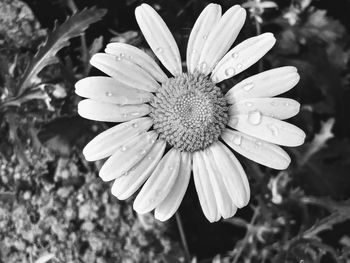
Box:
(176, 211), (191, 263)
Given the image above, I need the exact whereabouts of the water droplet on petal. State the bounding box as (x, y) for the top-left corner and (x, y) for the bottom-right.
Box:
(200, 61), (207, 70)
(232, 52), (239, 59)
(245, 101), (254, 107)
(120, 53), (125, 58)
(243, 83), (254, 91)
(203, 34), (208, 40)
(169, 166), (174, 170)
(255, 140), (262, 147)
(192, 49), (197, 54)
(233, 135), (242, 146)
(268, 123), (279, 136)
(121, 146), (127, 152)
(229, 117), (239, 127)
(140, 149), (147, 155)
(105, 91), (113, 97)
(237, 63), (243, 69)
(225, 67), (235, 77)
(132, 123), (138, 128)
(123, 113), (128, 118)
(156, 47), (163, 53)
(248, 110), (262, 125)
(116, 56), (122, 61)
(271, 101), (279, 106)
(284, 102), (290, 106)
(148, 156), (153, 160)
(131, 112), (140, 116)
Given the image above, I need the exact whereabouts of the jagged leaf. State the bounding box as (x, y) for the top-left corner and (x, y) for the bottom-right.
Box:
(18, 7), (107, 96)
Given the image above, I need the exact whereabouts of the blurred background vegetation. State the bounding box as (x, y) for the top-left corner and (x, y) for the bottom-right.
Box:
(1, 0), (350, 262)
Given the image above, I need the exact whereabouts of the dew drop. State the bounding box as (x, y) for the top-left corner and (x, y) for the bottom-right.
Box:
(156, 47), (163, 53)
(271, 101), (279, 106)
(284, 102), (290, 106)
(225, 67), (235, 77)
(255, 140), (262, 147)
(120, 53), (125, 58)
(132, 123), (138, 128)
(121, 146), (127, 152)
(140, 149), (147, 155)
(203, 34), (208, 40)
(148, 156), (153, 160)
(200, 61), (207, 70)
(229, 117), (239, 127)
(169, 166), (174, 171)
(233, 135), (242, 146)
(122, 113), (128, 118)
(232, 52), (239, 59)
(248, 110), (262, 125)
(236, 63), (243, 69)
(192, 49), (197, 54)
(243, 83), (254, 91)
(268, 124), (279, 136)
(131, 112), (140, 116)
(245, 101), (254, 107)
(105, 91), (113, 97)
(116, 56), (122, 61)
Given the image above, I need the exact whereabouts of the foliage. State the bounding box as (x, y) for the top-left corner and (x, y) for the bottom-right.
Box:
(1, 0), (350, 262)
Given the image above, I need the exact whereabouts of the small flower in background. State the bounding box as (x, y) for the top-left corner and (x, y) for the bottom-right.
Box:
(242, 0), (278, 24)
(76, 3), (305, 222)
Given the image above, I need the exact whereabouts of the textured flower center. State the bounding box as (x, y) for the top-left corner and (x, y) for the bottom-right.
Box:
(151, 73), (228, 152)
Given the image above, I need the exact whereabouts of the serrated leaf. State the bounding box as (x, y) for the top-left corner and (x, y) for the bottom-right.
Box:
(18, 7), (107, 96)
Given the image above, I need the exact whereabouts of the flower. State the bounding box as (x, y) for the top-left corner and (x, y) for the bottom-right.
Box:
(75, 3), (305, 222)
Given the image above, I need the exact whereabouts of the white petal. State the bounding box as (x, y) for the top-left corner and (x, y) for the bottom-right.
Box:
(211, 33), (276, 83)
(75, 77), (153, 105)
(154, 152), (192, 221)
(210, 142), (250, 208)
(135, 4), (182, 76)
(111, 139), (166, 200)
(222, 129), (291, 170)
(99, 131), (157, 181)
(78, 99), (151, 122)
(186, 4), (221, 74)
(193, 151), (220, 222)
(83, 117), (153, 161)
(225, 66), (300, 103)
(105, 43), (167, 83)
(229, 98), (300, 120)
(228, 114), (306, 147)
(133, 148), (181, 214)
(197, 5), (246, 76)
(90, 53), (159, 92)
(201, 149), (237, 219)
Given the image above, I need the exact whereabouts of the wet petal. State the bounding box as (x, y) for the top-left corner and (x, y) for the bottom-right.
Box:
(229, 98), (300, 120)
(197, 5), (246, 76)
(133, 148), (181, 214)
(193, 151), (220, 222)
(75, 76), (153, 105)
(222, 129), (291, 170)
(99, 131), (157, 181)
(135, 4), (182, 76)
(225, 66), (300, 103)
(105, 43), (167, 83)
(228, 114), (306, 147)
(111, 139), (166, 200)
(210, 142), (250, 208)
(212, 33), (276, 83)
(186, 4), (221, 74)
(155, 152), (192, 221)
(78, 99), (151, 122)
(90, 53), (159, 92)
(83, 117), (153, 161)
(201, 149), (237, 219)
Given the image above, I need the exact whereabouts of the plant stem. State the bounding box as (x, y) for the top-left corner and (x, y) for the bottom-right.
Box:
(176, 211), (191, 263)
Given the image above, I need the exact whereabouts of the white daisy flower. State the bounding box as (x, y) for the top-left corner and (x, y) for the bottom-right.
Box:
(75, 3), (305, 222)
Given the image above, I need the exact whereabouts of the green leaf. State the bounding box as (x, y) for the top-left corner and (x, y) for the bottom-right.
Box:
(18, 7), (107, 96)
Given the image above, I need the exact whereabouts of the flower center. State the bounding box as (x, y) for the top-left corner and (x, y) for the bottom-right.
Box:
(151, 73), (228, 152)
